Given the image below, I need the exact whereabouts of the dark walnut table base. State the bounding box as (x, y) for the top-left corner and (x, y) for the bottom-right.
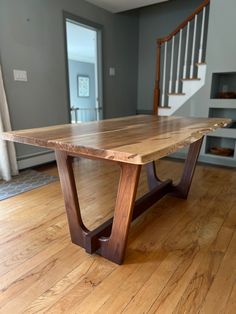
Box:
(55, 137), (203, 265)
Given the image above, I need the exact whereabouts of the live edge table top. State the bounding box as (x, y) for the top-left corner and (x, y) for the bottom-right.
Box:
(1, 115), (231, 165)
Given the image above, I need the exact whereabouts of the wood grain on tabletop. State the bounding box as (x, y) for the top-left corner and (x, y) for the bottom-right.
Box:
(1, 115), (231, 164)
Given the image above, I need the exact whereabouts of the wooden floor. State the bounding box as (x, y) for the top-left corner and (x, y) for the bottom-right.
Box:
(0, 158), (236, 314)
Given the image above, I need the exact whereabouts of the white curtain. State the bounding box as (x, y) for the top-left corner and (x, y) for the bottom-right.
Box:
(0, 64), (18, 181)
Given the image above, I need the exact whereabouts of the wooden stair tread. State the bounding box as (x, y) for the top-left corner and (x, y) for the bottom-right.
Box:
(168, 93), (186, 96)
(158, 106), (171, 109)
(182, 77), (201, 81)
(196, 62), (206, 65)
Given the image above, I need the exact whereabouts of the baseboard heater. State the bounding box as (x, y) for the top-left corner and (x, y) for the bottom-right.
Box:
(17, 150), (55, 170)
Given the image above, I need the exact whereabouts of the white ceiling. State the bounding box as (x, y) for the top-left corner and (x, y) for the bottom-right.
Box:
(85, 0), (169, 13)
(66, 21), (97, 63)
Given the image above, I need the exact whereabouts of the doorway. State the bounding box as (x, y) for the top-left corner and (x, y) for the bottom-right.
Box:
(65, 16), (103, 123)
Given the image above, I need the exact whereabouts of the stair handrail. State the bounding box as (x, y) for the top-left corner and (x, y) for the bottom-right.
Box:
(158, 0), (210, 45)
(153, 0), (210, 115)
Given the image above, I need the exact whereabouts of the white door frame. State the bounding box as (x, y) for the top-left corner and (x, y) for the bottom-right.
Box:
(63, 12), (104, 122)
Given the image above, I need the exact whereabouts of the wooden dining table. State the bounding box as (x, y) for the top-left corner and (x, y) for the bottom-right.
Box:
(1, 115), (231, 264)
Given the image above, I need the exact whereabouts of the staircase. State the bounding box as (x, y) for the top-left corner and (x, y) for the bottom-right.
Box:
(153, 0), (210, 116)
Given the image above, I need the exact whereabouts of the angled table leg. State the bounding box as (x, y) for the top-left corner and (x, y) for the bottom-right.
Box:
(55, 138), (202, 265)
(56, 152), (141, 265)
(146, 161), (162, 190)
(55, 150), (88, 247)
(98, 163), (141, 264)
(171, 137), (203, 199)
(145, 137), (203, 199)
(145, 161), (171, 191)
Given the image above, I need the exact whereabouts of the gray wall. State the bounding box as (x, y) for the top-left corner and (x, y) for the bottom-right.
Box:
(137, 0), (203, 111)
(0, 0), (139, 158)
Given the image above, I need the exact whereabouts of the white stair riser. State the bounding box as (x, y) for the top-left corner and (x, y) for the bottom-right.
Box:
(182, 80), (204, 95)
(197, 64), (207, 79)
(159, 64), (207, 116)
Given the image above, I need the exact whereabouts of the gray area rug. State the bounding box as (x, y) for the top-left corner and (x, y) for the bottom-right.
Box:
(0, 170), (58, 201)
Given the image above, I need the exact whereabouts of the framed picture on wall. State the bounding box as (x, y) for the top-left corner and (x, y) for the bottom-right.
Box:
(78, 75), (90, 97)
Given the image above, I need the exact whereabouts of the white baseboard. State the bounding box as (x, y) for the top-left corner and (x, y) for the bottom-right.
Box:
(17, 151), (55, 170)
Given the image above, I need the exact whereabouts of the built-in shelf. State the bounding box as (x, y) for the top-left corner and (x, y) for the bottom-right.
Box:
(209, 107), (236, 120)
(211, 72), (236, 99)
(209, 107), (236, 129)
(172, 73), (236, 168)
(205, 135), (235, 158)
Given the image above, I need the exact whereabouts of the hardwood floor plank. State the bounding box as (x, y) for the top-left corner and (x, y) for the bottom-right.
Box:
(0, 236), (69, 297)
(146, 178), (234, 313)
(66, 170), (217, 313)
(199, 231), (236, 314)
(24, 257), (115, 314)
(124, 173), (232, 313)
(0, 214), (68, 277)
(224, 282), (236, 314)
(173, 199), (236, 313)
(0, 244), (89, 313)
(46, 186), (192, 313)
(0, 159), (235, 313)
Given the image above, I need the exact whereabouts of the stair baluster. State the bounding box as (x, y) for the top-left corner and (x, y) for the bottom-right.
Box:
(176, 29), (183, 93)
(183, 22), (190, 79)
(153, 0), (210, 114)
(169, 36), (175, 94)
(190, 14), (198, 79)
(198, 6), (206, 63)
(161, 41), (167, 107)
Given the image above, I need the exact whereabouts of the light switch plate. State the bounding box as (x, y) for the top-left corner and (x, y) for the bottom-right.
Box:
(13, 70), (28, 82)
(109, 67), (116, 76)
